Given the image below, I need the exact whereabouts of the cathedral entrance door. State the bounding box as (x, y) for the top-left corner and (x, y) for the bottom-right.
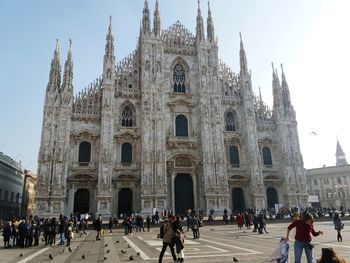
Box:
(266, 187), (278, 209)
(232, 187), (245, 213)
(118, 188), (133, 218)
(74, 189), (90, 216)
(175, 173), (194, 216)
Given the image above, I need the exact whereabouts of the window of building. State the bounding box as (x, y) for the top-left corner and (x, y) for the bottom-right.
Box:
(262, 147), (273, 166)
(121, 104), (134, 127)
(4, 190), (8, 202)
(229, 146), (240, 168)
(173, 63), (186, 93)
(78, 141), (91, 164)
(10, 192), (14, 203)
(121, 143), (132, 164)
(16, 193), (19, 203)
(225, 111), (236, 131)
(313, 179), (318, 186)
(337, 177), (342, 185)
(175, 115), (188, 137)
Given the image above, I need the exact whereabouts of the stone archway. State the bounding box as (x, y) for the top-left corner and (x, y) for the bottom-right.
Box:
(74, 189), (90, 215)
(232, 187), (245, 213)
(175, 173), (194, 215)
(266, 187), (278, 209)
(118, 188), (133, 218)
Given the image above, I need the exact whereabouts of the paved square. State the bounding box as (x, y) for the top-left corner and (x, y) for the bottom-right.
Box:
(1, 221), (349, 262)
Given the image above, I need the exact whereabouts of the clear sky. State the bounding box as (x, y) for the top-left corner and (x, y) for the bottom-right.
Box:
(0, 0), (349, 172)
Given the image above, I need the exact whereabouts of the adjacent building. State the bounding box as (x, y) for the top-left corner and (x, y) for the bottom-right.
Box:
(21, 170), (37, 217)
(35, 1), (308, 218)
(0, 152), (24, 220)
(306, 140), (350, 209)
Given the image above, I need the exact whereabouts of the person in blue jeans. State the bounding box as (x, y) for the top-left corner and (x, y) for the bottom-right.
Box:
(285, 213), (323, 263)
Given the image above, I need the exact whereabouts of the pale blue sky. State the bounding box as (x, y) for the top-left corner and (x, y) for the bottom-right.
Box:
(1, 0), (349, 171)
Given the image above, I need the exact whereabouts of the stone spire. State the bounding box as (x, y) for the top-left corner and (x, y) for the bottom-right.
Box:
(196, 0), (205, 42)
(336, 138), (348, 166)
(272, 63), (282, 112)
(153, 0), (161, 36)
(104, 16), (115, 62)
(280, 64), (293, 109)
(142, 0), (151, 35)
(62, 39), (73, 90)
(207, 1), (215, 43)
(239, 33), (248, 75)
(47, 39), (61, 91)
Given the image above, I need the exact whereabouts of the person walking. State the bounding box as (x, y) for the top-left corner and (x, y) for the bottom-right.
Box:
(333, 211), (343, 242)
(146, 215), (151, 232)
(285, 213), (323, 263)
(173, 216), (185, 262)
(59, 217), (66, 245)
(94, 215), (102, 240)
(49, 217), (57, 246)
(108, 217), (113, 234)
(158, 216), (177, 263)
(65, 222), (73, 247)
(190, 215), (199, 239)
(2, 221), (12, 248)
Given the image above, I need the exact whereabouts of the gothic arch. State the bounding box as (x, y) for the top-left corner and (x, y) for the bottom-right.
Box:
(120, 101), (136, 127)
(172, 57), (189, 93)
(224, 108), (239, 131)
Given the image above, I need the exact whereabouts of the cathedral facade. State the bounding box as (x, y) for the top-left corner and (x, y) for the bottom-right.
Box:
(35, 1), (308, 218)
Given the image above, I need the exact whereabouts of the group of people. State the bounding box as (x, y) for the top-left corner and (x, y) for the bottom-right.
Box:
(1, 214), (81, 249)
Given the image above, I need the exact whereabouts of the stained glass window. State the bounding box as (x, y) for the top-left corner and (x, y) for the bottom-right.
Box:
(173, 63), (186, 93)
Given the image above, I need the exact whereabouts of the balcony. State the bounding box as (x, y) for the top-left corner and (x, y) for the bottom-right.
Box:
(114, 162), (138, 172)
(167, 136), (198, 149)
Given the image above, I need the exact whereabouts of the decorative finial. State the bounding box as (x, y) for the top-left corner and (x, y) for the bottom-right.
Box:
(69, 39), (72, 49)
(280, 63), (284, 74)
(239, 32), (242, 42)
(271, 62), (275, 72)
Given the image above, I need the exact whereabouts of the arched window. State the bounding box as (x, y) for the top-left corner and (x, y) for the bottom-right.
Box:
(10, 192), (14, 203)
(262, 147), (272, 166)
(173, 63), (186, 93)
(121, 143), (133, 164)
(78, 141), (91, 164)
(16, 193), (19, 203)
(229, 146), (240, 167)
(4, 190), (8, 202)
(121, 104), (135, 127)
(175, 115), (188, 137)
(225, 111), (236, 131)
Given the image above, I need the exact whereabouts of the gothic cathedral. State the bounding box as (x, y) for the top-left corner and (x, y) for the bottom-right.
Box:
(35, 1), (308, 218)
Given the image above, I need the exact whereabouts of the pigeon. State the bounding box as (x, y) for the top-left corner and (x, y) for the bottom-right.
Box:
(68, 247), (72, 252)
(106, 249), (110, 254)
(233, 256), (239, 262)
(128, 244), (131, 248)
(104, 257), (107, 260)
(105, 243), (108, 247)
(116, 240), (120, 243)
(121, 249), (127, 254)
(82, 254), (86, 259)
(49, 254), (53, 260)
(136, 252), (140, 256)
(129, 255), (134, 261)
(19, 254), (24, 257)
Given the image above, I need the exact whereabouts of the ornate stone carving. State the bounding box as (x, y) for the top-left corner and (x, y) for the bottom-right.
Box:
(175, 157), (192, 168)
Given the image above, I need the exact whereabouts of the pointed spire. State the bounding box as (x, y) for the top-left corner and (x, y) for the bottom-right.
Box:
(239, 33), (248, 74)
(48, 39), (61, 91)
(104, 16), (115, 64)
(336, 138), (348, 166)
(196, 0), (205, 42)
(142, 0), (151, 35)
(272, 62), (282, 111)
(280, 64), (292, 109)
(207, 1), (215, 43)
(153, 0), (161, 36)
(62, 39), (73, 89)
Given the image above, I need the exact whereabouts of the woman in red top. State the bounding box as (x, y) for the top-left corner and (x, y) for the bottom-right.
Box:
(285, 213), (323, 263)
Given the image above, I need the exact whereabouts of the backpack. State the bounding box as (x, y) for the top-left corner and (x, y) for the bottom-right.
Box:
(159, 224), (165, 239)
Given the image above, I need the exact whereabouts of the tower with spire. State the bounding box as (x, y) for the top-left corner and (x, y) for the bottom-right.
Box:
(35, 2), (309, 218)
(336, 138), (348, 166)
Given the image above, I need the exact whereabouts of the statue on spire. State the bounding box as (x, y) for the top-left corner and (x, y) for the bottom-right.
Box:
(239, 33), (248, 74)
(196, 0), (205, 42)
(153, 0), (161, 36)
(142, 0), (151, 35)
(47, 39), (61, 91)
(207, 1), (215, 43)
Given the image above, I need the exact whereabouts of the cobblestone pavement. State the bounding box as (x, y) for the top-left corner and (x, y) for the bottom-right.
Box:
(1, 221), (349, 262)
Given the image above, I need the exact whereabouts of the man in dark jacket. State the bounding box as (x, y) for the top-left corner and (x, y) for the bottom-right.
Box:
(94, 215), (102, 240)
